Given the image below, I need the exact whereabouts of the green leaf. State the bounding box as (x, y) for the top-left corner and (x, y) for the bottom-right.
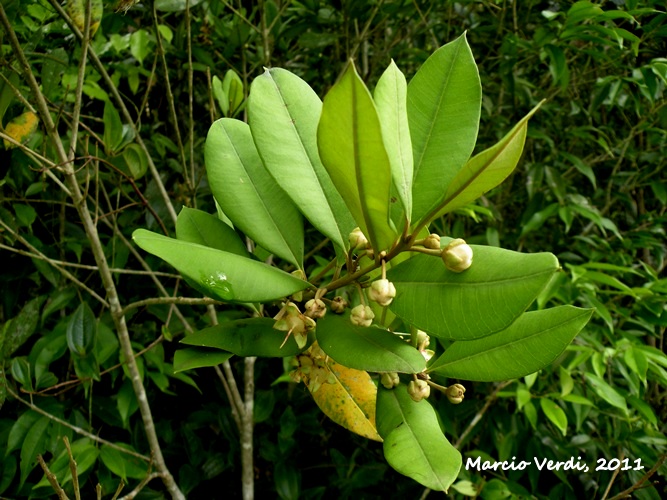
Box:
(408, 33), (481, 224)
(103, 100), (123, 154)
(173, 347), (233, 372)
(180, 317), (309, 357)
(212, 75), (228, 115)
(222, 69), (245, 117)
(316, 314), (425, 373)
(130, 29), (151, 65)
(122, 143), (147, 180)
(585, 372), (628, 414)
(430, 102), (543, 219)
(205, 118), (304, 268)
(318, 62), (397, 253)
(34, 438), (99, 490)
(133, 229), (310, 303)
(7, 411), (41, 454)
(540, 398), (568, 436)
(1, 295), (44, 358)
(100, 444), (148, 480)
(66, 302), (97, 357)
(374, 60), (413, 221)
(388, 246), (560, 340)
(11, 357), (32, 391)
(377, 385), (461, 491)
(155, 0), (204, 12)
(19, 415), (50, 487)
(249, 68), (356, 251)
(427, 307), (593, 381)
(176, 207), (248, 257)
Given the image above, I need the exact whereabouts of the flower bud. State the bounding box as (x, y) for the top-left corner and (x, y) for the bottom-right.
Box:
(423, 233), (441, 250)
(349, 227), (369, 251)
(441, 238), (473, 273)
(380, 372), (400, 389)
(416, 330), (430, 350)
(350, 304), (374, 327)
(330, 296), (348, 314)
(420, 349), (435, 362)
(304, 298), (327, 319)
(290, 270), (306, 301)
(368, 279), (396, 307)
(407, 379), (430, 402)
(446, 383), (466, 404)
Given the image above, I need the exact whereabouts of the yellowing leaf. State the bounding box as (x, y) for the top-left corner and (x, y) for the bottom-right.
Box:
(67, 0), (103, 36)
(3, 112), (38, 149)
(298, 343), (381, 441)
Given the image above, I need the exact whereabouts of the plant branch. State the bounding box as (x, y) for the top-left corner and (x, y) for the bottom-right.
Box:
(38, 455), (69, 500)
(122, 296), (221, 315)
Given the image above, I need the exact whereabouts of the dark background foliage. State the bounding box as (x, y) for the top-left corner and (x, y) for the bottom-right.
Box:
(1, 0), (665, 498)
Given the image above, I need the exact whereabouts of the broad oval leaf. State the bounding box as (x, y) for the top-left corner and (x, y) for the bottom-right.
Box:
(176, 206), (248, 257)
(66, 302), (97, 357)
(388, 246), (560, 340)
(180, 317), (308, 357)
(374, 60), (413, 221)
(249, 68), (356, 251)
(408, 33), (481, 224)
(428, 306), (593, 381)
(377, 385), (461, 492)
(173, 347), (233, 372)
(132, 229), (309, 303)
(431, 102), (544, 218)
(316, 314), (425, 373)
(205, 118), (304, 268)
(318, 62), (397, 253)
(302, 343), (381, 441)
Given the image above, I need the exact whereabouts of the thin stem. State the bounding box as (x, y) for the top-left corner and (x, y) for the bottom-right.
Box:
(186, 0), (196, 192)
(38, 455), (69, 500)
(64, 437), (81, 500)
(122, 296), (221, 316)
(242, 356), (256, 500)
(454, 381), (512, 449)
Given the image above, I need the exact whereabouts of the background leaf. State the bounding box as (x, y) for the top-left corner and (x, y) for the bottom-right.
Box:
(173, 347), (233, 372)
(388, 246), (559, 339)
(249, 68), (355, 251)
(408, 33), (481, 224)
(176, 206), (248, 257)
(318, 63), (397, 253)
(205, 118), (304, 268)
(428, 306), (593, 381)
(132, 229), (309, 302)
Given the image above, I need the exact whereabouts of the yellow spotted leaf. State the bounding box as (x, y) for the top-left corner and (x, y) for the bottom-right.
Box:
(300, 343), (381, 441)
(67, 0), (103, 36)
(3, 112), (38, 149)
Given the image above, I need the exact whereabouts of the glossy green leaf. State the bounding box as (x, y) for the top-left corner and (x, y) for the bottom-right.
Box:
(585, 372), (628, 413)
(173, 347), (233, 372)
(318, 62), (397, 253)
(428, 307), (593, 381)
(388, 246), (560, 340)
(205, 118), (304, 268)
(176, 207), (248, 257)
(66, 302), (97, 357)
(249, 68), (355, 250)
(180, 318), (309, 357)
(7, 411), (41, 454)
(408, 33), (481, 224)
(316, 314), (425, 373)
(132, 229), (310, 303)
(377, 385), (461, 492)
(374, 60), (413, 220)
(430, 102), (543, 219)
(540, 398), (568, 436)
(100, 444), (148, 480)
(10, 357), (32, 391)
(19, 415), (49, 486)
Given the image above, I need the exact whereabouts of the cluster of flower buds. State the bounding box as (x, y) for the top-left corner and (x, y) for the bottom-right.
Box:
(380, 372), (400, 389)
(273, 301), (315, 349)
(446, 383), (466, 404)
(408, 379), (431, 402)
(290, 345), (335, 392)
(368, 278), (396, 307)
(441, 238), (473, 273)
(350, 304), (374, 327)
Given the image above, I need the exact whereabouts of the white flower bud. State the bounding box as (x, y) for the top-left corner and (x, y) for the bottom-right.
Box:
(407, 379), (430, 402)
(446, 383), (466, 404)
(368, 279), (396, 306)
(441, 238), (473, 273)
(380, 372), (400, 389)
(349, 227), (369, 251)
(423, 233), (441, 250)
(330, 296), (348, 314)
(350, 304), (374, 327)
(304, 298), (327, 319)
